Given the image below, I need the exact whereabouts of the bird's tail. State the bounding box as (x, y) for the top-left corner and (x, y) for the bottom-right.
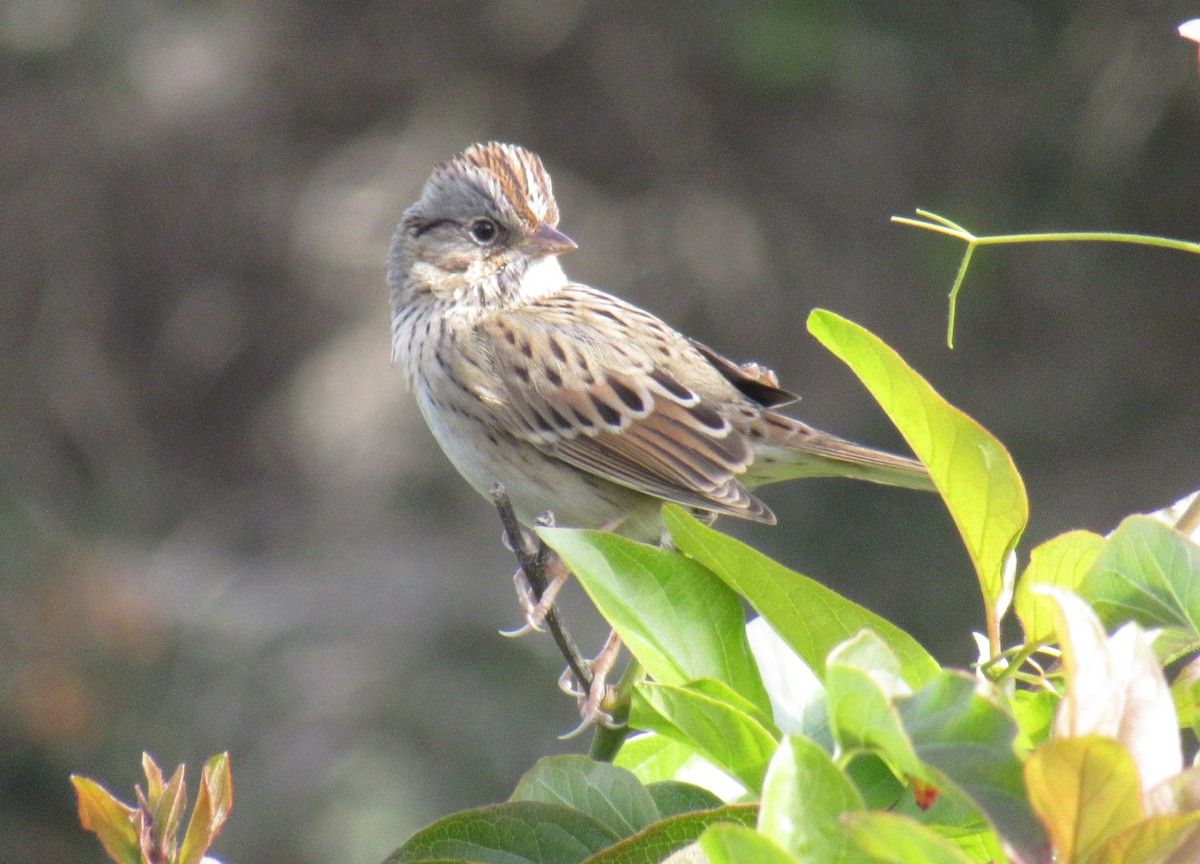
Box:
(743, 412), (934, 492)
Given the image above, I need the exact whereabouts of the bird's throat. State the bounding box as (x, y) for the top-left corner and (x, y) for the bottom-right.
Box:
(515, 255), (569, 301)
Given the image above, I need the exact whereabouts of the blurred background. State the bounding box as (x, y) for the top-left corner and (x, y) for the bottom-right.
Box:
(2, 1), (1198, 861)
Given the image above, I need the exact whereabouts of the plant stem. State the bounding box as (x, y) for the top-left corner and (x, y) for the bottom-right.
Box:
(588, 658), (642, 762)
(892, 212), (1200, 348)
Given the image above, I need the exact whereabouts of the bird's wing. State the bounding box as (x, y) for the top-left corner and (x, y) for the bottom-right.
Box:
(687, 339), (799, 408)
(457, 285), (775, 523)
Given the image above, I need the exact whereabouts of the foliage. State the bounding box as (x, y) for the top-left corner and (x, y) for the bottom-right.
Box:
(72, 753), (232, 864)
(70, 183), (1200, 862)
(377, 310), (1200, 864)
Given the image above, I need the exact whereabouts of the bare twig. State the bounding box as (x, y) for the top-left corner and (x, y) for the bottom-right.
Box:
(490, 484), (594, 693)
(1173, 493), (1200, 539)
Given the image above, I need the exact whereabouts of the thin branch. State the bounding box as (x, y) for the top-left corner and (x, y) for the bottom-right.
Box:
(912, 209), (969, 233)
(889, 215), (972, 241)
(1173, 493), (1200, 539)
(892, 210), (1200, 348)
(490, 484), (594, 693)
(945, 242), (976, 349)
(972, 231), (1200, 253)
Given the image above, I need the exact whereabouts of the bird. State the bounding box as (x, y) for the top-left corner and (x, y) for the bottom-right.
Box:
(388, 141), (932, 547)
(388, 142), (935, 730)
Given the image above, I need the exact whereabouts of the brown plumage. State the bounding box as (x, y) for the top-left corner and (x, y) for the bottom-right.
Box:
(389, 142), (932, 541)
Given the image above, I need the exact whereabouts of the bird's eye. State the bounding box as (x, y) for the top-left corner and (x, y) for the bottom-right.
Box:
(469, 219), (499, 245)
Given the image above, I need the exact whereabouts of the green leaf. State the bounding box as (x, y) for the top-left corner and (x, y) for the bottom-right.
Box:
(644, 782), (724, 818)
(679, 677), (777, 733)
(825, 632), (922, 779)
(759, 736), (870, 864)
(807, 309), (1028, 641)
(632, 681), (779, 792)
(889, 782), (1001, 854)
(71, 776), (140, 864)
(539, 527), (770, 714)
(823, 643), (1043, 861)
(842, 812), (976, 864)
(511, 756), (660, 838)
(1015, 530), (1106, 643)
(384, 801), (619, 864)
(830, 629), (912, 699)
(698, 823), (799, 864)
(898, 671), (1047, 864)
(155, 762), (188, 849)
(1024, 736), (1143, 864)
(615, 734), (743, 804)
(143, 752), (165, 800)
(1151, 628), (1200, 668)
(614, 734), (694, 786)
(928, 826), (1006, 864)
(583, 805), (758, 864)
(1010, 689), (1058, 756)
(178, 752), (233, 864)
(1171, 658), (1200, 739)
(1081, 515), (1200, 638)
(745, 617), (829, 742)
(664, 506), (939, 688)
(140, 753), (188, 846)
(844, 754), (905, 810)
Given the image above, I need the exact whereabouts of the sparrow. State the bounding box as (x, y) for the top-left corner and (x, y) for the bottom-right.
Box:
(388, 142), (933, 729)
(388, 142), (932, 545)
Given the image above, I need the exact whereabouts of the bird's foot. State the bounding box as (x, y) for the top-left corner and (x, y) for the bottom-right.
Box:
(558, 629), (624, 737)
(500, 554), (570, 637)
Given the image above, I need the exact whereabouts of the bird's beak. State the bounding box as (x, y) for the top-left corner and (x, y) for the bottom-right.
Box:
(526, 223), (577, 258)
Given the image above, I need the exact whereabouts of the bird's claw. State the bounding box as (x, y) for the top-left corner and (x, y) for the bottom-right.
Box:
(501, 556), (569, 637)
(498, 621), (539, 637)
(557, 630), (624, 737)
(558, 666), (582, 697)
(559, 698), (617, 739)
(557, 670), (619, 738)
(499, 568), (547, 636)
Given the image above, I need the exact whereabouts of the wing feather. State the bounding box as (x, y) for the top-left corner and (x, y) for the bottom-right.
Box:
(458, 285), (775, 523)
